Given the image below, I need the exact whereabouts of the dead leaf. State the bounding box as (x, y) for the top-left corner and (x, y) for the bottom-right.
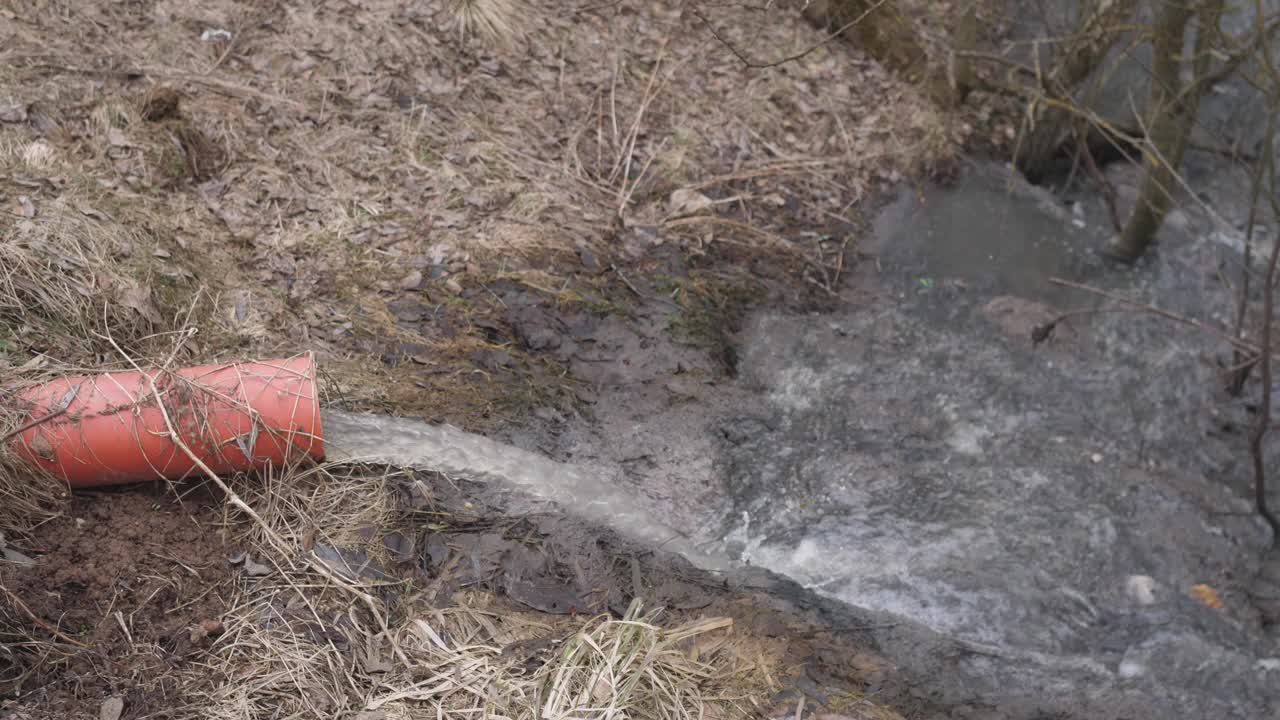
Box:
(1190, 584), (1223, 609)
(432, 210), (466, 228)
(0, 100), (26, 123)
(668, 188), (713, 216)
(189, 618), (224, 643)
(16, 195), (34, 218)
(26, 434), (55, 462)
(52, 383), (80, 413)
(99, 696), (123, 720)
(115, 280), (162, 324)
(2, 548), (35, 565)
(242, 555), (273, 576)
(73, 199), (113, 222)
(152, 247), (171, 258)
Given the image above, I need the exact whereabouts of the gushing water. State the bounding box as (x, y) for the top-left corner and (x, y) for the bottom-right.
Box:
(320, 409), (728, 571)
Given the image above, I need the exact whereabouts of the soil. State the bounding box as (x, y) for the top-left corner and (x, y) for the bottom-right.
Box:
(0, 486), (233, 720)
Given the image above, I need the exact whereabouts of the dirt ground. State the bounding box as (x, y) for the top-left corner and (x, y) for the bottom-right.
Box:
(1, 488), (234, 719)
(2, 0), (973, 717)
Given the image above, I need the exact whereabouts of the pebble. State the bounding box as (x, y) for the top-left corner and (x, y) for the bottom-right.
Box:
(1125, 575), (1157, 605)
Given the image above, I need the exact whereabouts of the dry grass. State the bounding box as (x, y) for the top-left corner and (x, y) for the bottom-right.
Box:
(452, 0), (527, 43)
(1, 0), (956, 426)
(163, 462), (797, 720)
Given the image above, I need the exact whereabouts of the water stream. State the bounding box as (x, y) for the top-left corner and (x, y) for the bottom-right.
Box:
(320, 409), (728, 571)
(322, 159), (1280, 718)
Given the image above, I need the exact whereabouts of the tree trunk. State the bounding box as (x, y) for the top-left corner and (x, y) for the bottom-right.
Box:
(1107, 0), (1224, 261)
(1014, 0), (1138, 182)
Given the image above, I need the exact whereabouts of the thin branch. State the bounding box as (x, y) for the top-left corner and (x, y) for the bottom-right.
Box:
(1248, 0), (1280, 545)
(1, 407), (67, 443)
(1048, 277), (1257, 352)
(0, 583), (88, 648)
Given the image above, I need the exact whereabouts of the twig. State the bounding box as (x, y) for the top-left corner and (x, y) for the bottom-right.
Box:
(0, 583), (88, 648)
(1250, 220), (1280, 542)
(1, 407), (67, 443)
(1030, 307), (1134, 345)
(612, 265), (643, 297)
(1048, 277), (1256, 353)
(1076, 131), (1123, 233)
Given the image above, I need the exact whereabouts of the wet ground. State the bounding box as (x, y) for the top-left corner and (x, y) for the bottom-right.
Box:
(329, 157), (1280, 718)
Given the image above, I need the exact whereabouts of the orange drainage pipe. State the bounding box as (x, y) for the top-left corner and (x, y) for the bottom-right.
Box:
(10, 355), (324, 489)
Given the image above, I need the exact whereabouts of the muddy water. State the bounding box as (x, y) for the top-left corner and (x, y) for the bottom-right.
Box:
(703, 162), (1280, 718)
(326, 160), (1280, 719)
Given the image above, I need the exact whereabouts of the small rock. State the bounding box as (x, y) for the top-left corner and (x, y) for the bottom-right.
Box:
(577, 247), (603, 273)
(1117, 659), (1145, 679)
(99, 697), (124, 720)
(242, 555), (273, 576)
(1090, 453), (1103, 464)
(469, 348), (513, 371)
(444, 278), (463, 295)
(397, 270), (423, 290)
(1125, 575), (1157, 605)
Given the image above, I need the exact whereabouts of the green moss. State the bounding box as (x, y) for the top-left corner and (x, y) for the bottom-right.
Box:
(665, 276), (763, 375)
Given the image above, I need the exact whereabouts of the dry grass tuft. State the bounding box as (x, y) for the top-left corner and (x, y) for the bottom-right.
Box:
(0, 193), (164, 362)
(452, 0), (526, 43)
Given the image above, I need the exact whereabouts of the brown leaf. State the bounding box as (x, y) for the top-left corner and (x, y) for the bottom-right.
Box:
(668, 188), (713, 217)
(115, 280), (162, 324)
(73, 199), (113, 222)
(189, 619), (224, 644)
(27, 434), (55, 462)
(0, 100), (26, 124)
